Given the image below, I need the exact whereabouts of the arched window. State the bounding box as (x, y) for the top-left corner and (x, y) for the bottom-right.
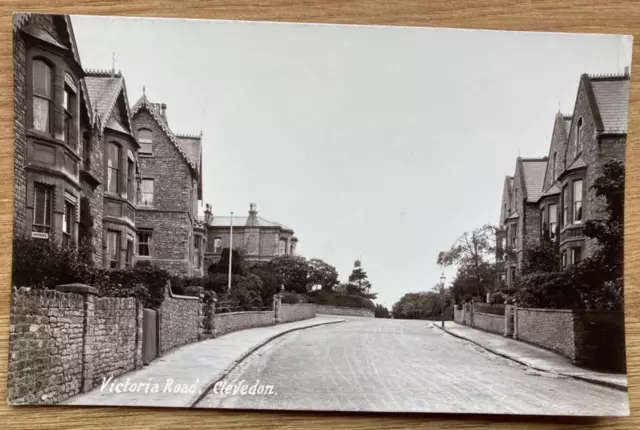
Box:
(32, 59), (52, 133)
(576, 117), (584, 156)
(138, 129), (153, 155)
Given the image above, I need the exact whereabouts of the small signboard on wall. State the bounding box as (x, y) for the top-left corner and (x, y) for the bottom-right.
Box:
(31, 232), (49, 240)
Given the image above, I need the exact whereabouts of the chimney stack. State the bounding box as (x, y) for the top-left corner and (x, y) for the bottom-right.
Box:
(246, 203), (259, 227)
(160, 103), (167, 122)
(624, 66), (630, 76)
(204, 203), (213, 224)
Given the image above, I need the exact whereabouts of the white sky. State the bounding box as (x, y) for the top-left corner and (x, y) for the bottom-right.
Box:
(71, 15), (632, 308)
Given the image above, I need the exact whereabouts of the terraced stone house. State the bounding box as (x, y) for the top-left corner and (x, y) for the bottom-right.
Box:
(496, 72), (629, 289)
(130, 92), (205, 277)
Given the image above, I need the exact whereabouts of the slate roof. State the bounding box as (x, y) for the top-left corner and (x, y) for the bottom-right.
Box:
(589, 76), (629, 134)
(21, 25), (66, 49)
(208, 216), (293, 231)
(521, 159), (547, 202)
(175, 134), (202, 172)
(12, 12), (33, 32)
(566, 154), (587, 171)
(563, 116), (573, 135)
(540, 183), (560, 199)
(131, 94), (198, 174)
(84, 70), (133, 136)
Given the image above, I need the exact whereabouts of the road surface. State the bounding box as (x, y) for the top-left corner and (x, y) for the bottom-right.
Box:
(196, 318), (628, 416)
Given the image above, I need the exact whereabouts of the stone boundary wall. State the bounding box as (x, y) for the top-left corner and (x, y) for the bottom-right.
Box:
(279, 303), (316, 323)
(158, 282), (201, 355)
(515, 308), (576, 359)
(315, 305), (374, 318)
(8, 284), (143, 405)
(214, 311), (275, 337)
(472, 311), (504, 335)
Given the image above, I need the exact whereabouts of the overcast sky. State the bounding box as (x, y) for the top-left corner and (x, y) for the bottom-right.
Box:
(71, 15), (632, 308)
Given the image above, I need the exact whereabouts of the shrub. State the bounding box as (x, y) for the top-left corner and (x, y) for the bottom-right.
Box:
(103, 263), (170, 309)
(281, 291), (308, 304)
(310, 291), (375, 311)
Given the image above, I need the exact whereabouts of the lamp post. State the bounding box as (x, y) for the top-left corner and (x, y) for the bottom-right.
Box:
(227, 212), (233, 293)
(440, 272), (446, 328)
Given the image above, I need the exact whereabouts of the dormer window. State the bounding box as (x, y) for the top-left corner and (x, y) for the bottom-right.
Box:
(138, 129), (153, 155)
(575, 117), (584, 156)
(32, 59), (52, 133)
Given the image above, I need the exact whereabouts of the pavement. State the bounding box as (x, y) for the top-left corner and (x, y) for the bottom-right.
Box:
(434, 321), (628, 391)
(196, 318), (629, 416)
(63, 316), (345, 408)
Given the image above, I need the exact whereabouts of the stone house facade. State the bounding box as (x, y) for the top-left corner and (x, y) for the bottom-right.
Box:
(496, 73), (629, 288)
(12, 14), (92, 249)
(202, 203), (298, 270)
(130, 93), (205, 277)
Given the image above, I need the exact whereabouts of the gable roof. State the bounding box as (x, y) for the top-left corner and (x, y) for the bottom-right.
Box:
(589, 75), (630, 134)
(175, 133), (202, 172)
(84, 70), (134, 137)
(540, 183), (561, 199)
(131, 93), (198, 175)
(520, 158), (547, 202)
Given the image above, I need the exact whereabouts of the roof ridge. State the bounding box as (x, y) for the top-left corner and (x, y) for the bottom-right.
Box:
(175, 132), (202, 138)
(85, 68), (123, 77)
(587, 73), (630, 81)
(521, 157), (548, 162)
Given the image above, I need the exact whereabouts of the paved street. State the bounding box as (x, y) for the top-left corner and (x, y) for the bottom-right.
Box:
(196, 318), (629, 416)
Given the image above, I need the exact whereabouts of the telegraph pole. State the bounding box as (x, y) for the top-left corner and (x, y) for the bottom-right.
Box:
(228, 212), (233, 293)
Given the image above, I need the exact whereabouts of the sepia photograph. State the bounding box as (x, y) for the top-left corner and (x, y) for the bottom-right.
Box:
(7, 12), (632, 416)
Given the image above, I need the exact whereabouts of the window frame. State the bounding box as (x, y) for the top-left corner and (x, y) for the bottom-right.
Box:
(138, 128), (153, 156)
(137, 229), (152, 257)
(279, 239), (287, 255)
(32, 183), (53, 236)
(139, 178), (154, 206)
(213, 237), (222, 254)
(62, 73), (77, 150)
(548, 203), (558, 241)
(32, 58), (53, 134)
(107, 142), (121, 194)
(62, 197), (76, 246)
(571, 247), (582, 265)
(107, 230), (121, 269)
(575, 117), (584, 157)
(573, 179), (583, 224)
(562, 185), (569, 228)
(125, 236), (134, 268)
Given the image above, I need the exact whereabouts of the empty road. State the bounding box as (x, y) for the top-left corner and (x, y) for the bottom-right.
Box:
(196, 317), (628, 415)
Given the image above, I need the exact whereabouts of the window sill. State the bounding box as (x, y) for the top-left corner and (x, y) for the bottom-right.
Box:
(139, 153), (154, 158)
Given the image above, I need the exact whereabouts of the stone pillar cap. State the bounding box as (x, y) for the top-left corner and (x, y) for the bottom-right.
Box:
(56, 283), (99, 296)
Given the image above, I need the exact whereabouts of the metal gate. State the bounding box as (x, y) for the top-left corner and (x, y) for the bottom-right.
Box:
(142, 308), (158, 365)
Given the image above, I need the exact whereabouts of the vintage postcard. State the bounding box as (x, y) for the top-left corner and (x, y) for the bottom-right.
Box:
(8, 13), (632, 416)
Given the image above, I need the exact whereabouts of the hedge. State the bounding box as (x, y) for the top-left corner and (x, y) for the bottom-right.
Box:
(309, 292), (375, 311)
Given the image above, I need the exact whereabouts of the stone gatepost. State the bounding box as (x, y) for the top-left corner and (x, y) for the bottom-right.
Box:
(273, 290), (283, 325)
(55, 283), (98, 393)
(513, 303), (519, 340)
(504, 303), (515, 337)
(202, 297), (217, 339)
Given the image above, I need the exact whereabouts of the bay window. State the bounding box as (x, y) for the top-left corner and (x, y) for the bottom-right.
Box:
(548, 203), (557, 240)
(562, 185), (569, 227)
(107, 230), (121, 269)
(32, 184), (52, 235)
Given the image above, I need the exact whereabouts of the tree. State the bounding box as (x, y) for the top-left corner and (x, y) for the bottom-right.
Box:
(450, 262), (496, 304)
(374, 304), (391, 318)
(520, 240), (560, 277)
(438, 224), (497, 298)
(391, 291), (449, 320)
(209, 248), (245, 276)
(307, 258), (339, 292)
(266, 255), (310, 294)
(347, 260), (377, 299)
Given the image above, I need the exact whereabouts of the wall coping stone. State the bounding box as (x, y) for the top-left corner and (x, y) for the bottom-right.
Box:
(166, 282), (200, 301)
(55, 283), (98, 296)
(474, 311), (504, 318)
(517, 308), (573, 314)
(215, 310), (274, 317)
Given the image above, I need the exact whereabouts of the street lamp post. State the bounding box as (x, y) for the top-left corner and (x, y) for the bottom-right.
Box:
(228, 212), (233, 293)
(440, 272), (446, 328)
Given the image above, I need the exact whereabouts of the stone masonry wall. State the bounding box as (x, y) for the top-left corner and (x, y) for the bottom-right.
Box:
(136, 210), (193, 276)
(315, 305), (374, 318)
(279, 303), (316, 323)
(472, 312), (504, 335)
(158, 283), (201, 355)
(13, 23), (28, 235)
(7, 285), (143, 405)
(573, 310), (626, 373)
(515, 308), (576, 359)
(8, 288), (84, 404)
(214, 311), (275, 337)
(89, 297), (142, 386)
